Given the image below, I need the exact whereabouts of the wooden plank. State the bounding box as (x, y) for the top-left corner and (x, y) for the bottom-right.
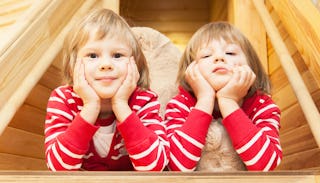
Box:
(267, 33), (298, 75)
(270, 49), (309, 93)
(25, 84), (52, 111)
(269, 0), (320, 88)
(280, 124), (318, 156)
(270, 62), (315, 94)
(253, 0), (320, 148)
(164, 32), (194, 45)
(272, 83), (297, 111)
(280, 103), (308, 134)
(0, 0), (98, 135)
(277, 148), (320, 170)
(51, 51), (63, 70)
(9, 104), (45, 135)
(131, 21), (208, 32)
(0, 0), (27, 7)
(0, 127), (44, 159)
(209, 0), (228, 21)
(228, 0), (268, 71)
(270, 67), (288, 94)
(0, 171), (318, 183)
(0, 10), (22, 27)
(102, 0), (119, 14)
(39, 65), (62, 90)
(121, 0), (209, 11)
(272, 81), (320, 112)
(0, 153), (46, 170)
(279, 90), (320, 149)
(0, 0), (32, 16)
(123, 9), (208, 22)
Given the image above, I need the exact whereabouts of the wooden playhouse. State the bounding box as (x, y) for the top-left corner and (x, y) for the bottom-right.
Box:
(0, 0), (320, 182)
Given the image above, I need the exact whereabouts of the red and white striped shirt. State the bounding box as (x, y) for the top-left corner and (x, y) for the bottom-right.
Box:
(45, 85), (169, 171)
(165, 86), (282, 171)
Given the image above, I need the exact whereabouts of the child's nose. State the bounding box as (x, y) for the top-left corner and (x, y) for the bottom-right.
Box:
(213, 54), (225, 63)
(99, 58), (113, 71)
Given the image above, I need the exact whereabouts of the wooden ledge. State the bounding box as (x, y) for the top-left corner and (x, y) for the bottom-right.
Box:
(0, 171), (318, 183)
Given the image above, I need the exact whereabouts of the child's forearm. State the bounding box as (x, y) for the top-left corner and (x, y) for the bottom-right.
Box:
(113, 101), (132, 123)
(80, 102), (100, 124)
(218, 97), (240, 118)
(195, 97), (214, 114)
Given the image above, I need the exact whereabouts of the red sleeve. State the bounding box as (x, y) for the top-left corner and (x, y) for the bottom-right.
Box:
(59, 114), (98, 151)
(117, 89), (169, 171)
(222, 95), (282, 171)
(44, 87), (99, 171)
(117, 112), (156, 149)
(165, 90), (212, 171)
(223, 109), (256, 146)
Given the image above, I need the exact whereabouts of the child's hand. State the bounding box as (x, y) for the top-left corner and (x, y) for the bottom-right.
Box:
(185, 61), (215, 114)
(112, 57), (139, 104)
(216, 65), (256, 104)
(73, 58), (100, 124)
(73, 58), (100, 104)
(185, 62), (215, 99)
(112, 57), (139, 122)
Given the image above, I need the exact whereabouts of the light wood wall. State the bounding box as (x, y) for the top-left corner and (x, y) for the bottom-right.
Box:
(1, 0), (320, 171)
(120, 0), (213, 51)
(265, 0), (320, 170)
(0, 0), (105, 170)
(227, 0), (268, 71)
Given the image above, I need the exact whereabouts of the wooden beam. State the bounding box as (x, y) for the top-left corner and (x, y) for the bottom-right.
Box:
(269, 0), (320, 88)
(0, 153), (46, 170)
(228, 0), (268, 72)
(124, 9), (208, 22)
(253, 0), (320, 148)
(209, 0), (228, 21)
(131, 21), (207, 32)
(102, 0), (119, 14)
(280, 124), (318, 156)
(277, 148), (320, 170)
(0, 171), (318, 183)
(9, 104), (45, 135)
(0, 0), (97, 135)
(0, 127), (44, 159)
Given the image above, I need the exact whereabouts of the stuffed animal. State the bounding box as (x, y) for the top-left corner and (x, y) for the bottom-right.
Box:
(196, 118), (247, 171)
(132, 27), (181, 116)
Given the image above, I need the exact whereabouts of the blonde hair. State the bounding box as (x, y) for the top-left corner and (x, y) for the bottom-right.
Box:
(62, 8), (149, 89)
(177, 21), (270, 96)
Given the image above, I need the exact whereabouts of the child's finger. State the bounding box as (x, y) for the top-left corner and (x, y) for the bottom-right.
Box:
(242, 65), (255, 86)
(238, 66), (248, 84)
(187, 61), (196, 79)
(130, 57), (139, 82)
(73, 58), (82, 86)
(232, 66), (241, 83)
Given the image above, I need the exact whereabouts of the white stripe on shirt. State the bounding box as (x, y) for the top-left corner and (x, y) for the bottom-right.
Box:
(175, 130), (203, 149)
(236, 127), (271, 154)
(252, 104), (278, 121)
(47, 108), (73, 121)
(243, 137), (270, 166)
(130, 139), (159, 159)
(172, 136), (200, 161)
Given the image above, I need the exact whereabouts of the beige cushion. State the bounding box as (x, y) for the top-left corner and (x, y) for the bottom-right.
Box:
(132, 27), (181, 116)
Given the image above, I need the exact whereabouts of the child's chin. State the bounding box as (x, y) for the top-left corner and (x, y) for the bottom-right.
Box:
(98, 92), (115, 99)
(212, 81), (228, 91)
